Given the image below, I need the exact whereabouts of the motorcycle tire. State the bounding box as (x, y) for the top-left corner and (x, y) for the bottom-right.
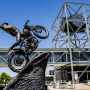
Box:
(8, 49), (29, 73)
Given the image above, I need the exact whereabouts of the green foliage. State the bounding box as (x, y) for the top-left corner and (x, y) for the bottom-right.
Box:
(0, 72), (12, 84)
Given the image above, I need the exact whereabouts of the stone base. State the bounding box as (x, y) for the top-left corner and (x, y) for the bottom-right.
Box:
(3, 53), (49, 90)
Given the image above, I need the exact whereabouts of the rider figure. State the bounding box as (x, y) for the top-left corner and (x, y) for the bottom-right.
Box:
(0, 22), (34, 52)
(0, 23), (21, 52)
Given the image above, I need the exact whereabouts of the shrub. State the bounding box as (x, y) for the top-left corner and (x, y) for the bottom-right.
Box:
(0, 72), (12, 84)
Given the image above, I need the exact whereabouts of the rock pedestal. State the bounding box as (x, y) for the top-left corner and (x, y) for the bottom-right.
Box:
(3, 53), (49, 90)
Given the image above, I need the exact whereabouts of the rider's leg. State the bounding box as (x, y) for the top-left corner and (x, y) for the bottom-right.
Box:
(8, 32), (21, 52)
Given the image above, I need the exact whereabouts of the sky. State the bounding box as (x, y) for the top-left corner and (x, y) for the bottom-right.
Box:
(0, 0), (61, 48)
(0, 0), (89, 49)
(0, 0), (90, 76)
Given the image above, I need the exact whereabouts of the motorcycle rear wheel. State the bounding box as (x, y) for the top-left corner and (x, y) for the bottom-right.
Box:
(8, 49), (29, 73)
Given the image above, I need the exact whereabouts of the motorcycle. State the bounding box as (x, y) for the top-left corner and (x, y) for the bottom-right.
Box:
(8, 20), (49, 73)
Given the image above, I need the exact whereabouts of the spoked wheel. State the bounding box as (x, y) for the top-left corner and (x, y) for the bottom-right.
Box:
(8, 49), (29, 73)
(33, 25), (49, 39)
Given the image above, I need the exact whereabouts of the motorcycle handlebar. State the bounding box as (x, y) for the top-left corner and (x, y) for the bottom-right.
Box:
(25, 20), (30, 25)
(23, 20), (30, 32)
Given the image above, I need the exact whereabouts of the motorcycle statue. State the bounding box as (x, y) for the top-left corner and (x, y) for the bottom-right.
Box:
(8, 20), (49, 73)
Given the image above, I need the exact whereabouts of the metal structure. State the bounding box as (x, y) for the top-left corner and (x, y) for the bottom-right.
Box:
(52, 2), (90, 88)
(52, 2), (90, 48)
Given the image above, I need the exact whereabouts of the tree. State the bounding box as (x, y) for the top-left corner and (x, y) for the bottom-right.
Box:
(0, 72), (12, 84)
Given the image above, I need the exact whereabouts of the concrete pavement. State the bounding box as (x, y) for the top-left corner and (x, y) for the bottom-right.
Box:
(47, 83), (90, 90)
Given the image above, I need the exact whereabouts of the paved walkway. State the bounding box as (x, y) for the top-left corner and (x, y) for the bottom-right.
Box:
(48, 83), (90, 90)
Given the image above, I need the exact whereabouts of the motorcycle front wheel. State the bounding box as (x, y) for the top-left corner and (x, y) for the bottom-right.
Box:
(8, 49), (29, 73)
(33, 25), (49, 39)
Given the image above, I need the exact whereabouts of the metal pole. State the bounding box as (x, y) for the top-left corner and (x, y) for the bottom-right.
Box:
(87, 72), (88, 81)
(52, 52), (54, 63)
(54, 69), (56, 88)
(52, 52), (56, 87)
(83, 6), (90, 47)
(64, 3), (75, 88)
